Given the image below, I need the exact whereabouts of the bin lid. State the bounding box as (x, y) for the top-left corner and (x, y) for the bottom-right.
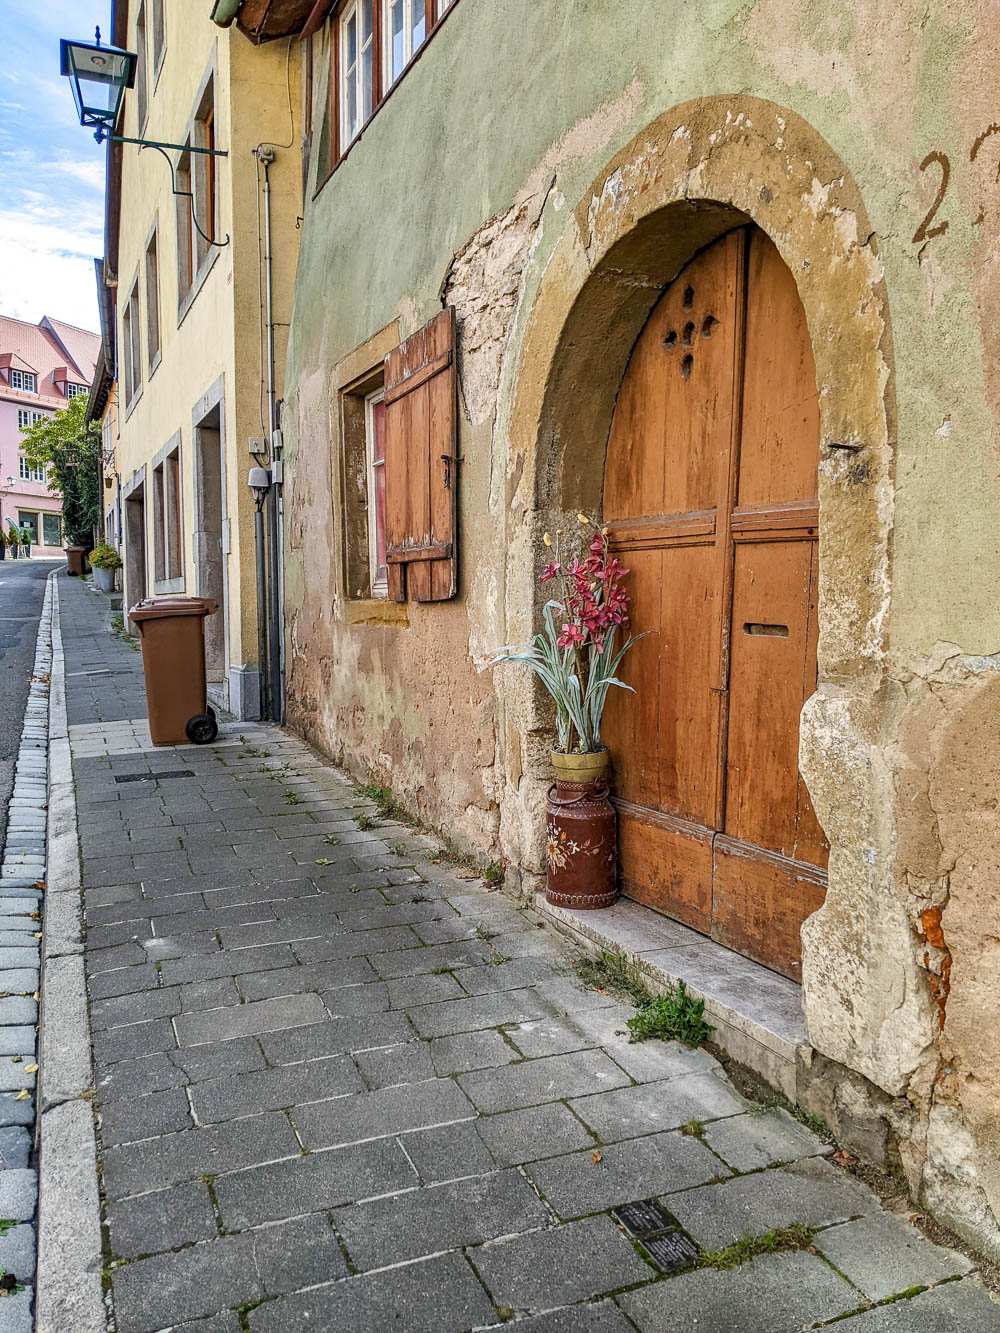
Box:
(128, 596), (219, 621)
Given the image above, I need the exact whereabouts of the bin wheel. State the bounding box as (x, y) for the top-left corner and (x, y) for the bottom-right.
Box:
(185, 713), (218, 745)
(207, 704), (216, 719)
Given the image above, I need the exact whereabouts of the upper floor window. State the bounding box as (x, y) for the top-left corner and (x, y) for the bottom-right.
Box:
(332, 0), (455, 163)
(151, 0), (166, 78)
(65, 383), (86, 399)
(18, 456), (45, 483)
(145, 225), (161, 368)
(385, 0), (425, 87)
(10, 370), (36, 394)
(177, 78), (218, 304)
(17, 409), (45, 431)
(135, 1), (148, 130)
(122, 279), (142, 408)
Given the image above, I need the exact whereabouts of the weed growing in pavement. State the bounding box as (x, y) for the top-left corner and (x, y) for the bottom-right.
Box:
(284, 790), (303, 805)
(258, 764), (273, 774)
(682, 1119), (705, 1139)
(314, 859), (335, 866)
(358, 784), (414, 825)
(475, 923), (495, 941)
(576, 949), (648, 1006)
(355, 813), (375, 831)
(244, 747), (268, 758)
(323, 834), (341, 846)
(411, 893), (431, 903)
(483, 860), (504, 887)
(430, 966), (452, 975)
(0, 1222), (15, 1237)
(110, 613), (140, 650)
(628, 981), (714, 1049)
(239, 735), (248, 744)
(699, 1225), (814, 1270)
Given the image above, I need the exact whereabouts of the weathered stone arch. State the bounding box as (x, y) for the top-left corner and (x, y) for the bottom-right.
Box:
(495, 95), (934, 1109)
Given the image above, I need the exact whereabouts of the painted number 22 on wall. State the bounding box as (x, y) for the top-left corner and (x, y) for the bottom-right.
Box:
(913, 125), (1000, 244)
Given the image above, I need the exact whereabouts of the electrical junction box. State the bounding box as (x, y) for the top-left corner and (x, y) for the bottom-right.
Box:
(248, 435), (266, 455)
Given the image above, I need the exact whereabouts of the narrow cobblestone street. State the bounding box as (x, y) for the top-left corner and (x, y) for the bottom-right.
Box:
(47, 571), (999, 1331)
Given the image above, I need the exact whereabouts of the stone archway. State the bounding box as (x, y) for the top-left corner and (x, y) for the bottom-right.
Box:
(494, 96), (933, 1106)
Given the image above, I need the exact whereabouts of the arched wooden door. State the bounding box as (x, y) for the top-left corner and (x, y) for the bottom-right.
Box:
(602, 225), (828, 981)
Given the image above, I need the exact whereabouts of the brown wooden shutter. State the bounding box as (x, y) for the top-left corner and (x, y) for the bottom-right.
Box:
(383, 307), (458, 602)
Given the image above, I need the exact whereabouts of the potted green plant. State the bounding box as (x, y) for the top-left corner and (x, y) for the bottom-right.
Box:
(7, 525), (20, 559)
(491, 516), (646, 910)
(88, 542), (122, 594)
(0, 529), (6, 561)
(19, 527), (31, 558)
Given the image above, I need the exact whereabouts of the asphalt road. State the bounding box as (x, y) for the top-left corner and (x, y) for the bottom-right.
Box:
(0, 560), (60, 853)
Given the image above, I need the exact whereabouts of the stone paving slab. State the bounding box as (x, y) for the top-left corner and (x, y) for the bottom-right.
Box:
(43, 572), (997, 1333)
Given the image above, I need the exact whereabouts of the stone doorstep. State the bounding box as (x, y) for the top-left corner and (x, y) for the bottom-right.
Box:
(535, 894), (807, 1102)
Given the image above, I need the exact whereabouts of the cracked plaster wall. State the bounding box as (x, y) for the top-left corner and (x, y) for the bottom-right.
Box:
(282, 0), (1000, 1256)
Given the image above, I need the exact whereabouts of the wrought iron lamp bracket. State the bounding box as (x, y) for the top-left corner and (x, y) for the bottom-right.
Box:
(97, 128), (231, 248)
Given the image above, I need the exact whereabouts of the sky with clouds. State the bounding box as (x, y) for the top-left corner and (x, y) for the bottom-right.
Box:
(0, 4), (110, 334)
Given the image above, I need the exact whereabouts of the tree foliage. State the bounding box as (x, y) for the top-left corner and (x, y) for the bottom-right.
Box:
(19, 397), (102, 547)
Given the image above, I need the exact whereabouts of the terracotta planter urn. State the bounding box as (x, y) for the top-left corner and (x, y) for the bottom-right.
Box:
(545, 748), (618, 910)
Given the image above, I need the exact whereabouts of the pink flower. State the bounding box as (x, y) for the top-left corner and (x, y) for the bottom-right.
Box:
(539, 561), (561, 583)
(557, 624), (586, 649)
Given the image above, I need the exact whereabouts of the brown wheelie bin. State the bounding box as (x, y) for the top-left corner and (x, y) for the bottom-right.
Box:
(65, 546), (87, 576)
(128, 597), (220, 745)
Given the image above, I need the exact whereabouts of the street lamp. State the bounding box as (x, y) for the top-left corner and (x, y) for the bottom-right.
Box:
(59, 30), (135, 139)
(60, 28), (229, 247)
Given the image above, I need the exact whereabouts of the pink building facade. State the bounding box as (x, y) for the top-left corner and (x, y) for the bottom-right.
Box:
(0, 315), (100, 555)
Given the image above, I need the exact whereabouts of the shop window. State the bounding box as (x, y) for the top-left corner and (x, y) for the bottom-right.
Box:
(17, 512), (38, 544)
(42, 514), (62, 547)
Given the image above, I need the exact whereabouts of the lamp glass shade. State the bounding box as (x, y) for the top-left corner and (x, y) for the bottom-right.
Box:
(60, 38), (135, 131)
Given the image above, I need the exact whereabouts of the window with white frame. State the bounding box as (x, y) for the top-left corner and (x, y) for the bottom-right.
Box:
(17, 409), (45, 431)
(340, 0), (374, 149)
(10, 370), (36, 393)
(18, 456), (45, 483)
(384, 0), (425, 87)
(365, 387), (388, 596)
(66, 383), (86, 399)
(330, 1), (456, 168)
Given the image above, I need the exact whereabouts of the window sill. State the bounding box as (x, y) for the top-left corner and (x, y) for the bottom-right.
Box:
(153, 576), (185, 595)
(123, 385), (144, 423)
(341, 598), (409, 627)
(176, 245), (220, 330)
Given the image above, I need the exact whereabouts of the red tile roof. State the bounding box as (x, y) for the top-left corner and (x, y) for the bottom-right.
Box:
(0, 315), (100, 405)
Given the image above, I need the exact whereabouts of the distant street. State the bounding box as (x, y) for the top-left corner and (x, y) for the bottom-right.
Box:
(0, 559), (59, 850)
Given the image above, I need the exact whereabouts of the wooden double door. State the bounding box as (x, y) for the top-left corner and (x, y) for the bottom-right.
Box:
(602, 225), (828, 981)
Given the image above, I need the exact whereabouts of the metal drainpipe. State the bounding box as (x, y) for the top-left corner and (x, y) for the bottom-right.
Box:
(257, 144), (283, 724)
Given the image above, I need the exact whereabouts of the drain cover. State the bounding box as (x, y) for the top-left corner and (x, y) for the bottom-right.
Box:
(613, 1199), (675, 1239)
(640, 1230), (700, 1273)
(115, 770), (194, 784)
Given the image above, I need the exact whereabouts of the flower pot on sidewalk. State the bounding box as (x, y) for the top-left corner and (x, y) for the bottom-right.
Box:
(93, 566), (115, 593)
(545, 747), (618, 910)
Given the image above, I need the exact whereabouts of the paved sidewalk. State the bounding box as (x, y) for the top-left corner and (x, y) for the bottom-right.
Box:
(51, 572), (998, 1332)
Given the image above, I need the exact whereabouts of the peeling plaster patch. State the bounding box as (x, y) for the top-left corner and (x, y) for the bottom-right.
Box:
(937, 414), (953, 437)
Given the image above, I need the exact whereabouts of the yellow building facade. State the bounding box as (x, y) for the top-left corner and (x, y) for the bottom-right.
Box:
(102, 0), (301, 718)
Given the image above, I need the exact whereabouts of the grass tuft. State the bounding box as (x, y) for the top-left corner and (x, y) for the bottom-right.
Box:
(681, 1119), (705, 1139)
(283, 790), (303, 805)
(358, 784), (414, 825)
(355, 813), (375, 831)
(699, 1225), (814, 1270)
